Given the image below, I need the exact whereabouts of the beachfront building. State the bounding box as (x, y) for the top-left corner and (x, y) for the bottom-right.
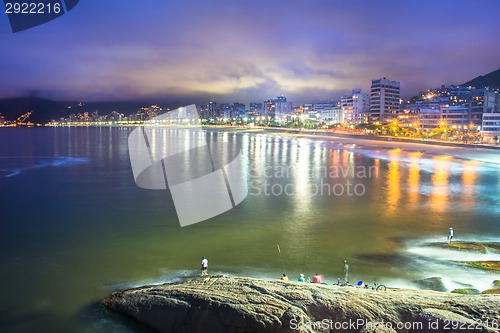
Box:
(397, 111), (419, 129)
(439, 104), (470, 128)
(470, 89), (497, 128)
(311, 103), (343, 125)
(497, 90), (500, 112)
(369, 78), (400, 124)
(482, 112), (500, 143)
(341, 89), (369, 124)
(418, 108), (441, 130)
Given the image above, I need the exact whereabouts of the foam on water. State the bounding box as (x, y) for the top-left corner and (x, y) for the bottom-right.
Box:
(403, 237), (500, 291)
(0, 156), (89, 178)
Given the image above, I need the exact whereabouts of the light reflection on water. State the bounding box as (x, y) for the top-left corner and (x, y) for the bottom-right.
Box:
(0, 128), (499, 333)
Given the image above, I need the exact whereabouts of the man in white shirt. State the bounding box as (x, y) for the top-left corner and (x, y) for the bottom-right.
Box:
(201, 256), (208, 276)
(448, 228), (454, 244)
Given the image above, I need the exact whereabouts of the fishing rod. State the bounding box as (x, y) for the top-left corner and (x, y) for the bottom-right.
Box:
(277, 244), (287, 275)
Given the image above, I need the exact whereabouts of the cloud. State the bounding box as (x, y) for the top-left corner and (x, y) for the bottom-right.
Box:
(0, 0), (499, 102)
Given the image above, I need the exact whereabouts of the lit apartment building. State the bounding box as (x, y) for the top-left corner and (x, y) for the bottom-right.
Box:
(341, 89), (369, 124)
(482, 113), (500, 142)
(369, 78), (400, 124)
(418, 108), (441, 130)
(470, 89), (497, 127)
(263, 96), (292, 118)
(440, 104), (470, 128)
(249, 102), (263, 116)
(311, 102), (343, 124)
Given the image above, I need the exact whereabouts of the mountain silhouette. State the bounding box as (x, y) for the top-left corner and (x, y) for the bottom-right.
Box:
(461, 68), (500, 89)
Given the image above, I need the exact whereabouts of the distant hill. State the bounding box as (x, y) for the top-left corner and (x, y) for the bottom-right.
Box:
(0, 98), (182, 124)
(0, 97), (67, 124)
(461, 67), (500, 89)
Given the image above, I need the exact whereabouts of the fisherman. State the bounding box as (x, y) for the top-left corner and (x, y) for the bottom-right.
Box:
(448, 228), (454, 244)
(281, 273), (289, 281)
(201, 256), (208, 276)
(298, 273), (305, 282)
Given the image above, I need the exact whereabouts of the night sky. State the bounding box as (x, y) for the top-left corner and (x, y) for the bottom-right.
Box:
(1, 0), (499, 103)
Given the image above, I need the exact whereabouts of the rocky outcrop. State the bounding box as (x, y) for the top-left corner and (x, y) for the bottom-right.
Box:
(434, 242), (499, 253)
(412, 277), (448, 292)
(101, 275), (500, 333)
(451, 288), (481, 295)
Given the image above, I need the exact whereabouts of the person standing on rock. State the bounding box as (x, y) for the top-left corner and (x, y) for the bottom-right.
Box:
(343, 260), (349, 283)
(448, 228), (454, 244)
(201, 256), (208, 276)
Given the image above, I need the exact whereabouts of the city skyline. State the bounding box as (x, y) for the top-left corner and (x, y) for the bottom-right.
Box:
(1, 0), (499, 104)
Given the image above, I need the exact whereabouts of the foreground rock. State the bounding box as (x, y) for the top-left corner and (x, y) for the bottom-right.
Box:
(101, 275), (500, 333)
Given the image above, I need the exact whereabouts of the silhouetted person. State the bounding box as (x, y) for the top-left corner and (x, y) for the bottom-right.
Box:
(343, 260), (349, 283)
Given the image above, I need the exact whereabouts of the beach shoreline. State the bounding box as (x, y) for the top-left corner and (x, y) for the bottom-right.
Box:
(204, 126), (500, 165)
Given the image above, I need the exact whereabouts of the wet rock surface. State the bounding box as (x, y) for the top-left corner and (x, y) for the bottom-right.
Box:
(101, 275), (500, 333)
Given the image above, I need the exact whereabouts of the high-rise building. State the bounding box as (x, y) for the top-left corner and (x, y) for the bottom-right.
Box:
(249, 102), (263, 116)
(232, 102), (246, 117)
(218, 103), (232, 118)
(263, 96), (292, 118)
(206, 101), (217, 118)
(369, 78), (400, 124)
(341, 89), (369, 124)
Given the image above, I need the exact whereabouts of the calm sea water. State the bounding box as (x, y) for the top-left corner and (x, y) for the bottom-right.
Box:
(0, 127), (499, 333)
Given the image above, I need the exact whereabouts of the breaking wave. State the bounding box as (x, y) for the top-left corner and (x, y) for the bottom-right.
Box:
(0, 156), (89, 178)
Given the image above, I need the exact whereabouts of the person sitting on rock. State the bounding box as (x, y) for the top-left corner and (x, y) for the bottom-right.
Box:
(298, 274), (305, 282)
(312, 273), (322, 283)
(280, 273), (288, 281)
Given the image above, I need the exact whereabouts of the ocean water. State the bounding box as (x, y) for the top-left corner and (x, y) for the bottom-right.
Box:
(0, 127), (499, 333)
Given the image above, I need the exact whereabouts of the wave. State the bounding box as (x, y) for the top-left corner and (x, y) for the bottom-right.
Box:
(402, 237), (499, 291)
(324, 142), (500, 173)
(0, 156), (89, 178)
